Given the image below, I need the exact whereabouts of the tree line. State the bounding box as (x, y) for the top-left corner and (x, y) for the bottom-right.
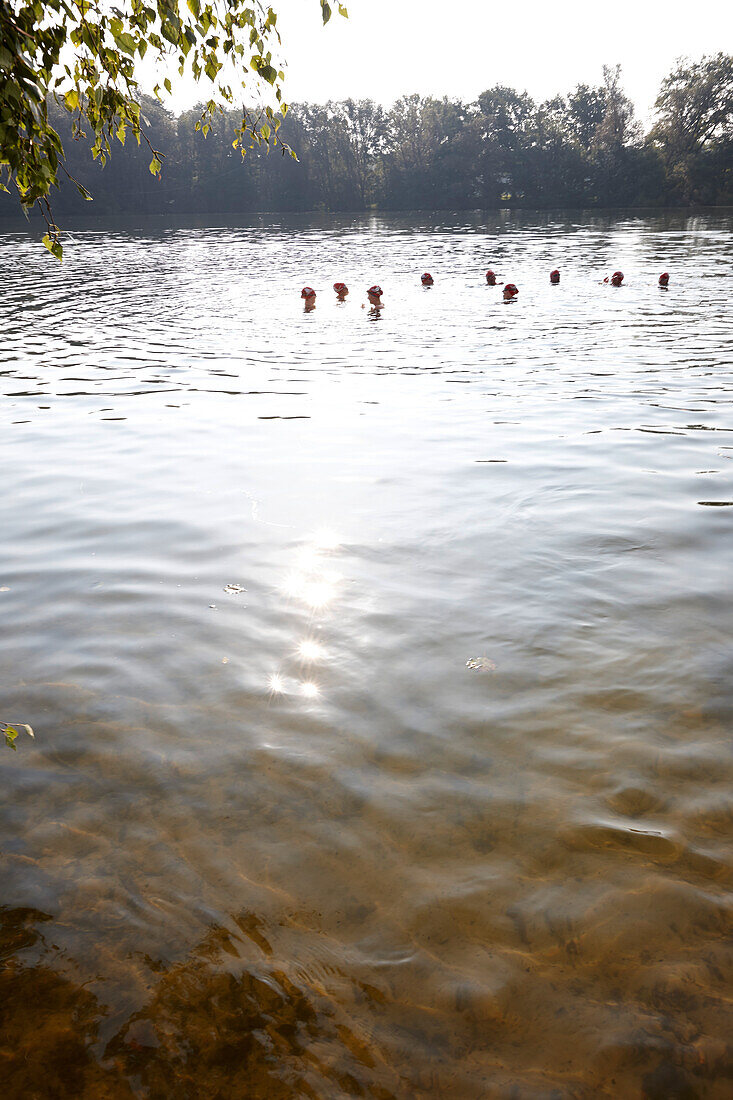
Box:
(2, 54), (731, 219)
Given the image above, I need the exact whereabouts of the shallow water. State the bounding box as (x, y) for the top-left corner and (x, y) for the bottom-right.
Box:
(1, 210), (732, 1098)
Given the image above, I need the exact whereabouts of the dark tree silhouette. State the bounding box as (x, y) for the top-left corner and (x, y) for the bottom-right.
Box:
(2, 57), (731, 222)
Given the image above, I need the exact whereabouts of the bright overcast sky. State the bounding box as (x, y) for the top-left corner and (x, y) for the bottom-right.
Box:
(164, 0), (733, 126)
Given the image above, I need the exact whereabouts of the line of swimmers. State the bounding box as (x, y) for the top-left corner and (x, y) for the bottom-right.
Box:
(300, 270), (671, 311)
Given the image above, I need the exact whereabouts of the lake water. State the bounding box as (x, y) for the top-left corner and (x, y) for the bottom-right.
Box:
(1, 210), (732, 1098)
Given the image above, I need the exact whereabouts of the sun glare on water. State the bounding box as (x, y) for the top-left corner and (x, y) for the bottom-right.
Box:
(268, 674), (285, 695)
(270, 531), (343, 697)
(313, 529), (341, 551)
(301, 580), (335, 609)
(297, 638), (325, 662)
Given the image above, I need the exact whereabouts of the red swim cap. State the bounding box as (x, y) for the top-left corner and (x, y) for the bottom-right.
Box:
(301, 287), (315, 298)
(504, 283), (518, 296)
(368, 285), (382, 296)
(659, 272), (669, 285)
(421, 272), (434, 284)
(486, 269), (497, 284)
(611, 271), (624, 283)
(333, 282), (347, 292)
(550, 269), (560, 282)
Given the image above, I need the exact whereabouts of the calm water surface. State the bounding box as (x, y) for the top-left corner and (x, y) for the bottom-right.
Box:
(1, 211), (732, 1098)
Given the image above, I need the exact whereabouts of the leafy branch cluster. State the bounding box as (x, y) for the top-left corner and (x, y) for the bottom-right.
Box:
(0, 0), (345, 256)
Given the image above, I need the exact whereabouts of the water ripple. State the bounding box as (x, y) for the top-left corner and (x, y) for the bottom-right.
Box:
(1, 210), (732, 1098)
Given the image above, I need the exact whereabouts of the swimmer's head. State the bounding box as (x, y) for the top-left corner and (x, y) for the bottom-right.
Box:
(301, 286), (316, 300)
(658, 272), (669, 287)
(503, 283), (518, 300)
(486, 269), (497, 286)
(550, 269), (560, 284)
(421, 272), (434, 286)
(367, 284), (383, 301)
(333, 281), (349, 297)
(610, 271), (624, 287)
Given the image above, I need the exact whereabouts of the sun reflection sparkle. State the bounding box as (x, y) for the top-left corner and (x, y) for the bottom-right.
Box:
(313, 529), (341, 551)
(301, 580), (335, 609)
(282, 571), (304, 598)
(297, 639), (324, 662)
(295, 545), (322, 571)
(271, 530), (345, 700)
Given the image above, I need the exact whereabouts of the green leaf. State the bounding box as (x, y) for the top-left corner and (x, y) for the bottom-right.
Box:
(149, 156), (162, 175)
(116, 32), (137, 55)
(64, 88), (80, 111)
(205, 56), (222, 81)
(2, 722), (33, 749)
(41, 233), (63, 261)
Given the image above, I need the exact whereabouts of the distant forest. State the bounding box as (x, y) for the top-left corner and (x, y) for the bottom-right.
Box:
(3, 55), (732, 218)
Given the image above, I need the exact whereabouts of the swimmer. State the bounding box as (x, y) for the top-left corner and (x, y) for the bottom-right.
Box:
(421, 272), (434, 287)
(364, 284), (384, 313)
(603, 271), (624, 287)
(301, 286), (316, 311)
(658, 272), (670, 288)
(333, 281), (349, 301)
(550, 269), (560, 284)
(503, 283), (518, 302)
(486, 269), (501, 286)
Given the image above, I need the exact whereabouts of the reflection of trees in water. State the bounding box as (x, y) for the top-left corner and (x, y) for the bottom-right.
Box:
(1, 906), (399, 1100)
